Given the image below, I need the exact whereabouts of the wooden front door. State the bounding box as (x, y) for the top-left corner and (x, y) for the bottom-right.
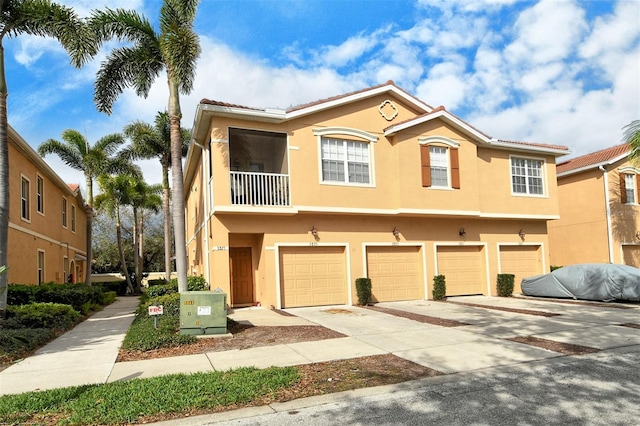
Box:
(230, 247), (254, 306)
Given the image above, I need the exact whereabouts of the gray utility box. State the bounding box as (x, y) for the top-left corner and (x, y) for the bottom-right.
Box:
(179, 291), (227, 335)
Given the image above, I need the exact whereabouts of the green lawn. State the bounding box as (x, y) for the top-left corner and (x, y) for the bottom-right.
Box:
(0, 366), (299, 425)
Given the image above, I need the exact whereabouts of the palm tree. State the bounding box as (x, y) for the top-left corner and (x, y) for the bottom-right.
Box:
(124, 111), (190, 282)
(623, 120), (640, 164)
(0, 0), (94, 315)
(129, 180), (162, 293)
(94, 174), (135, 294)
(38, 130), (140, 285)
(85, 0), (200, 292)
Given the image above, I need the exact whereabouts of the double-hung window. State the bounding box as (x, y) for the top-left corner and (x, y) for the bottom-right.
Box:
(321, 137), (370, 184)
(21, 176), (30, 221)
(429, 146), (449, 187)
(36, 175), (44, 214)
(62, 197), (67, 228)
(620, 172), (640, 204)
(419, 140), (460, 189)
(71, 205), (76, 232)
(511, 157), (544, 195)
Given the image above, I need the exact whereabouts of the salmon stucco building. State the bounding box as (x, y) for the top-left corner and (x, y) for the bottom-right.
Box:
(548, 143), (640, 268)
(8, 126), (87, 285)
(184, 82), (570, 308)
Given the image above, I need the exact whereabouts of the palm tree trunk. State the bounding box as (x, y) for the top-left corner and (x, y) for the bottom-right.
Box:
(168, 79), (188, 293)
(116, 208), (134, 294)
(162, 163), (171, 282)
(84, 175), (93, 286)
(138, 210), (144, 293)
(133, 207), (140, 293)
(0, 44), (9, 317)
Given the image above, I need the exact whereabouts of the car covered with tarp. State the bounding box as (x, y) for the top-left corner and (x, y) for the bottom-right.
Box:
(521, 263), (640, 302)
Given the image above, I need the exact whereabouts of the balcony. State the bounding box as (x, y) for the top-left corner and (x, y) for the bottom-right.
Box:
(230, 171), (290, 207)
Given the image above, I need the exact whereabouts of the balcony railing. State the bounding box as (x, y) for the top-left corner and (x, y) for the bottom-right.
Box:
(230, 171), (290, 207)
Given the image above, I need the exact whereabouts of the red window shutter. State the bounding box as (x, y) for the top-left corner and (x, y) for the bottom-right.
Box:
(620, 173), (627, 203)
(421, 145), (431, 187)
(450, 148), (460, 189)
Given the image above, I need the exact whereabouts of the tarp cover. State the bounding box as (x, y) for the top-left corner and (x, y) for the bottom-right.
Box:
(521, 263), (640, 302)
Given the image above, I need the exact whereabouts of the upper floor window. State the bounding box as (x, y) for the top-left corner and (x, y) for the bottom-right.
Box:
(419, 140), (460, 189)
(36, 175), (44, 214)
(71, 204), (76, 232)
(62, 197), (67, 228)
(21, 176), (30, 221)
(321, 137), (371, 184)
(37, 250), (45, 285)
(620, 172), (639, 204)
(511, 157), (544, 195)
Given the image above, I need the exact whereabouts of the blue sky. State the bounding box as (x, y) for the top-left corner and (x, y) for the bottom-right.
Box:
(5, 0), (640, 189)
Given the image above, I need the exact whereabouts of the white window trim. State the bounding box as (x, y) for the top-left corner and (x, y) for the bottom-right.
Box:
(509, 154), (548, 198)
(61, 196), (68, 229)
(315, 129), (376, 188)
(36, 174), (44, 216)
(37, 249), (45, 285)
(71, 204), (76, 233)
(418, 136), (459, 191)
(20, 174), (31, 223)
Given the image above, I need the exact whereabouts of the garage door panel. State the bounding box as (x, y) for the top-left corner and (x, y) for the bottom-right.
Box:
(623, 246), (640, 268)
(280, 247), (347, 308)
(367, 246), (421, 302)
(437, 246), (484, 296)
(499, 246), (541, 294)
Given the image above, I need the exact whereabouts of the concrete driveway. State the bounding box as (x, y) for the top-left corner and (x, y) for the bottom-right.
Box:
(286, 296), (640, 374)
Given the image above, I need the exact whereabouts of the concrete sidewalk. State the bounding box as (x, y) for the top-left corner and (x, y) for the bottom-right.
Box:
(2, 295), (639, 398)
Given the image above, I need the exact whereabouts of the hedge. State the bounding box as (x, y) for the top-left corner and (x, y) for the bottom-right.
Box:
(4, 303), (81, 330)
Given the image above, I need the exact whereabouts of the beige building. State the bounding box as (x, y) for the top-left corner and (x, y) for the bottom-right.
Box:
(8, 126), (87, 285)
(184, 82), (569, 308)
(548, 143), (640, 268)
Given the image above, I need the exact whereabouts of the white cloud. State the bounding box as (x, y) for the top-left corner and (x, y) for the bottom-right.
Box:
(415, 60), (468, 109)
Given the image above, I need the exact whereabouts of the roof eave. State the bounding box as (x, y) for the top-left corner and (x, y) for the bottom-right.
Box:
(488, 140), (571, 157)
(384, 110), (491, 143)
(557, 152), (630, 177)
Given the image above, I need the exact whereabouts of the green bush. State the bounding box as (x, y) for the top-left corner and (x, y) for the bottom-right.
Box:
(148, 276), (209, 298)
(95, 281), (128, 296)
(0, 328), (54, 361)
(355, 278), (372, 305)
(5, 303), (81, 330)
(550, 265), (563, 272)
(147, 279), (167, 287)
(432, 275), (446, 300)
(497, 274), (515, 297)
(146, 283), (176, 298)
(6, 284), (37, 306)
(124, 293), (195, 351)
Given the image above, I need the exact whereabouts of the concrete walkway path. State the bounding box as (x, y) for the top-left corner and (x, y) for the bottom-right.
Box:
(0, 296), (138, 395)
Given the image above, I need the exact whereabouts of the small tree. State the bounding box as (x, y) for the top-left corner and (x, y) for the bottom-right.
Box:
(432, 275), (446, 300)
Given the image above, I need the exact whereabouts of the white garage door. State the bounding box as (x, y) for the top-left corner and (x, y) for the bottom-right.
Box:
(436, 246), (484, 296)
(622, 245), (640, 268)
(280, 246), (347, 308)
(367, 246), (421, 302)
(499, 245), (542, 294)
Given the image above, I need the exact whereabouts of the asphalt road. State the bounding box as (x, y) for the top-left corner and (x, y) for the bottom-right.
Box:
(198, 346), (640, 426)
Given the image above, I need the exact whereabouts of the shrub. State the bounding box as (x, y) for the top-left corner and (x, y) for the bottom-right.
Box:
(147, 279), (167, 287)
(497, 274), (515, 297)
(7, 285), (37, 306)
(148, 276), (209, 298)
(30, 284), (104, 312)
(550, 265), (563, 272)
(5, 303), (81, 330)
(432, 275), (446, 300)
(0, 328), (54, 361)
(146, 283), (176, 298)
(96, 281), (128, 296)
(355, 278), (372, 305)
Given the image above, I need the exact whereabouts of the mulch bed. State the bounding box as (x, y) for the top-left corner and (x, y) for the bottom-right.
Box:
(450, 301), (560, 317)
(509, 336), (600, 355)
(365, 305), (469, 327)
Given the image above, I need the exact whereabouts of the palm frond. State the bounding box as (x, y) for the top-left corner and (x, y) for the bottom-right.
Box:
(94, 133), (125, 156)
(37, 138), (84, 171)
(623, 119), (640, 162)
(160, 25), (200, 94)
(89, 7), (155, 45)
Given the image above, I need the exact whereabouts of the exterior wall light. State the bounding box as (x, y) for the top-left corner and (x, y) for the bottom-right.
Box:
(459, 228), (466, 237)
(311, 225), (318, 237)
(518, 228), (526, 241)
(392, 226), (400, 239)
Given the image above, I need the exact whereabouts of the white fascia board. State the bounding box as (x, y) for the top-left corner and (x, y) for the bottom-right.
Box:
(286, 85), (432, 120)
(489, 140), (570, 157)
(557, 153), (630, 177)
(384, 110), (491, 143)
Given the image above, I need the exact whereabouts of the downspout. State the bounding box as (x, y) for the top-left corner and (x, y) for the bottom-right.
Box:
(193, 140), (211, 283)
(599, 165), (615, 263)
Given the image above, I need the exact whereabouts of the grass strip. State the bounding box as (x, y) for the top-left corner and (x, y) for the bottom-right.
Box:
(0, 366), (299, 425)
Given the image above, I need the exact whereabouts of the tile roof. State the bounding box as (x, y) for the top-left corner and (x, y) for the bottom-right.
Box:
(556, 143), (630, 174)
(495, 139), (570, 152)
(199, 99), (267, 112)
(67, 183), (80, 192)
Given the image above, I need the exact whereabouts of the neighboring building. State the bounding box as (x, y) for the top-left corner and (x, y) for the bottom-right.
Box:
(548, 143), (640, 268)
(7, 125), (87, 285)
(184, 81), (569, 308)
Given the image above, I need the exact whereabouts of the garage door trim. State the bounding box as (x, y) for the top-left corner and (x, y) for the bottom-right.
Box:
(363, 242), (427, 302)
(434, 242), (490, 296)
(275, 243), (352, 309)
